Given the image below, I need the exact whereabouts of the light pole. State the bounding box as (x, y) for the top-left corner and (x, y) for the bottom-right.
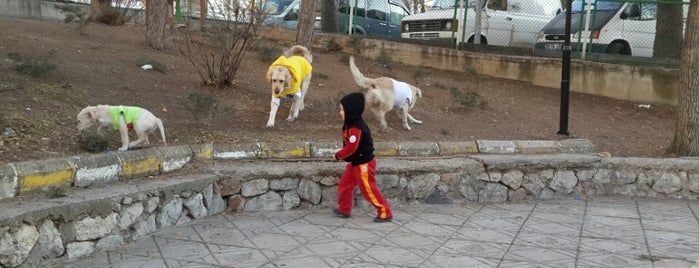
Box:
(558, 0), (572, 136)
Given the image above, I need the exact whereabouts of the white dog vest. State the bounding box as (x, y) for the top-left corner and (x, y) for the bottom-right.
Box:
(392, 79), (413, 108)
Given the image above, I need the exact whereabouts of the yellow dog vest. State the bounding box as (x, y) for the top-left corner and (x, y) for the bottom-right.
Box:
(269, 55), (312, 98)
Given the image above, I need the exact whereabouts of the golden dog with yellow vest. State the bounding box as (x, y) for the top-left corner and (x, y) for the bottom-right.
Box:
(265, 45), (313, 128)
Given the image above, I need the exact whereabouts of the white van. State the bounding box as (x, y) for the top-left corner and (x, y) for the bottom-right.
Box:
(535, 1), (689, 57)
(400, 0), (562, 48)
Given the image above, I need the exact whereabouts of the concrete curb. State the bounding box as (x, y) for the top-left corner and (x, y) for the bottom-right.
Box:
(0, 139), (595, 200)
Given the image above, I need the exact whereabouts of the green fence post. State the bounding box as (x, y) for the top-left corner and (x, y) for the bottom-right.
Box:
(175, 0), (182, 24)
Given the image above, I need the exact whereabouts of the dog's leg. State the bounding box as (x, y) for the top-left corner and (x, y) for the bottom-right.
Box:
(375, 110), (389, 131)
(267, 98), (280, 128)
(117, 115), (130, 151)
(298, 74), (311, 111)
(400, 104), (412, 130)
(128, 131), (149, 149)
(287, 99), (298, 122)
(287, 94), (302, 122)
(407, 113), (422, 125)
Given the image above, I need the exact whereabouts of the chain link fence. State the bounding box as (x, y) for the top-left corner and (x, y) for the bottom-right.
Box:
(533, 0), (689, 67)
(317, 0), (689, 67)
(60, 0), (688, 67)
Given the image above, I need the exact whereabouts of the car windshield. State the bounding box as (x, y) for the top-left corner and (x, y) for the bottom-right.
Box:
(262, 0), (295, 15)
(571, 0), (623, 13)
(430, 0), (458, 10)
(429, 0), (485, 10)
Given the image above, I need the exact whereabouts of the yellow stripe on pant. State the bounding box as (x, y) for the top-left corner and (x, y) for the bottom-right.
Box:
(359, 163), (388, 219)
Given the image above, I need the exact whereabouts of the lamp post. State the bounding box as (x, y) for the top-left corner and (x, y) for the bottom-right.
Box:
(558, 0), (572, 136)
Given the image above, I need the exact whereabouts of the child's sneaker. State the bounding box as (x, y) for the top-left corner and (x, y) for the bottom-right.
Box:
(333, 208), (350, 218)
(373, 216), (392, 223)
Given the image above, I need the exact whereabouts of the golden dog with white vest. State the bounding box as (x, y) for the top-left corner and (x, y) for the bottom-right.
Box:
(349, 56), (422, 130)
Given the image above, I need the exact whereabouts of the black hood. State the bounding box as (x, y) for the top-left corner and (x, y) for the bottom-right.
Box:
(340, 93), (365, 126)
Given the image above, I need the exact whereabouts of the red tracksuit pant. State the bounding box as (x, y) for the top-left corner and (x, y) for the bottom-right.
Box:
(336, 159), (393, 219)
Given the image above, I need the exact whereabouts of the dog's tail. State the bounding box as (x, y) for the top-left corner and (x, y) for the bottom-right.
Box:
(285, 45), (313, 63)
(155, 118), (167, 147)
(349, 56), (377, 92)
(414, 85), (423, 98)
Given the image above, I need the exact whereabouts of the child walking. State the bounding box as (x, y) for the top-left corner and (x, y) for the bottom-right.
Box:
(333, 93), (393, 223)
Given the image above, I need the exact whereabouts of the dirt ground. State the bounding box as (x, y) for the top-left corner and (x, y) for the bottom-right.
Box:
(0, 17), (678, 165)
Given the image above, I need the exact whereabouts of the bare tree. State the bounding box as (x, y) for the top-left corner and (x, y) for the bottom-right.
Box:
(670, 0), (699, 155)
(653, 0), (684, 59)
(296, 0), (316, 48)
(146, 0), (168, 49)
(176, 4), (262, 88)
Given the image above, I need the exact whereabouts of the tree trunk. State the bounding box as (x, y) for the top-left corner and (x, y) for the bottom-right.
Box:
(296, 0), (316, 48)
(653, 0), (684, 59)
(670, 0), (699, 156)
(200, 0), (207, 32)
(147, 0), (168, 50)
(320, 0), (337, 33)
(88, 0), (111, 21)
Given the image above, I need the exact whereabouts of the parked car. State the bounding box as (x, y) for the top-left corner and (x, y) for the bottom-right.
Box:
(535, 0), (689, 57)
(400, 0), (562, 48)
(261, 0), (411, 39)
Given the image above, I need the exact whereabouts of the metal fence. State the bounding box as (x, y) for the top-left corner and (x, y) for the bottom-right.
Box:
(59, 0), (690, 67)
(533, 0), (690, 67)
(332, 0), (689, 67)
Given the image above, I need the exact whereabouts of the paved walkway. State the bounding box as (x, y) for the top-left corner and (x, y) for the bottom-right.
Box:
(56, 196), (699, 268)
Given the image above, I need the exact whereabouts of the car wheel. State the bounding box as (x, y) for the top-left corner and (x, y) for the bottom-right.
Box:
(467, 36), (487, 45)
(606, 42), (630, 55)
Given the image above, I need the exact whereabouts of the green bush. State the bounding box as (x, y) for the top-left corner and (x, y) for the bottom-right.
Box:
(257, 45), (282, 62)
(376, 49), (392, 69)
(323, 39), (343, 52)
(347, 35), (364, 54)
(12, 60), (57, 78)
(185, 92), (218, 119)
(79, 133), (109, 153)
(450, 87), (489, 110)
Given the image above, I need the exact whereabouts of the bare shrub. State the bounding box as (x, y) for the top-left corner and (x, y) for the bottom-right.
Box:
(176, 2), (266, 88)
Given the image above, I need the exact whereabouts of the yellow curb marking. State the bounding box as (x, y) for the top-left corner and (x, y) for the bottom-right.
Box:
(122, 157), (161, 177)
(20, 169), (74, 193)
(196, 147), (213, 160)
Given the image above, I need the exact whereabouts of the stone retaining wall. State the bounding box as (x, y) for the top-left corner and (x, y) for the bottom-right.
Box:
(2, 153), (699, 267)
(0, 140), (594, 200)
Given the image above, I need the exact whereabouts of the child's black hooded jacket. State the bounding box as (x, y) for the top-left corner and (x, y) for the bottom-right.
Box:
(335, 93), (375, 165)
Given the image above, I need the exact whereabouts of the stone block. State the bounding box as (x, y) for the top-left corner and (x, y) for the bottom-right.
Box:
(15, 158), (75, 195)
(374, 142), (398, 156)
(309, 142), (342, 158)
(214, 143), (259, 159)
(157, 145), (193, 172)
(259, 142), (310, 158)
(116, 149), (163, 179)
(70, 154), (121, 187)
(190, 143), (213, 160)
(438, 141), (478, 155)
(516, 140), (558, 154)
(558, 139), (596, 154)
(0, 164), (18, 200)
(477, 140), (517, 154)
(398, 142), (439, 156)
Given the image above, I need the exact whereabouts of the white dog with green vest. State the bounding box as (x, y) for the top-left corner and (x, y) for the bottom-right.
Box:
(77, 105), (166, 151)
